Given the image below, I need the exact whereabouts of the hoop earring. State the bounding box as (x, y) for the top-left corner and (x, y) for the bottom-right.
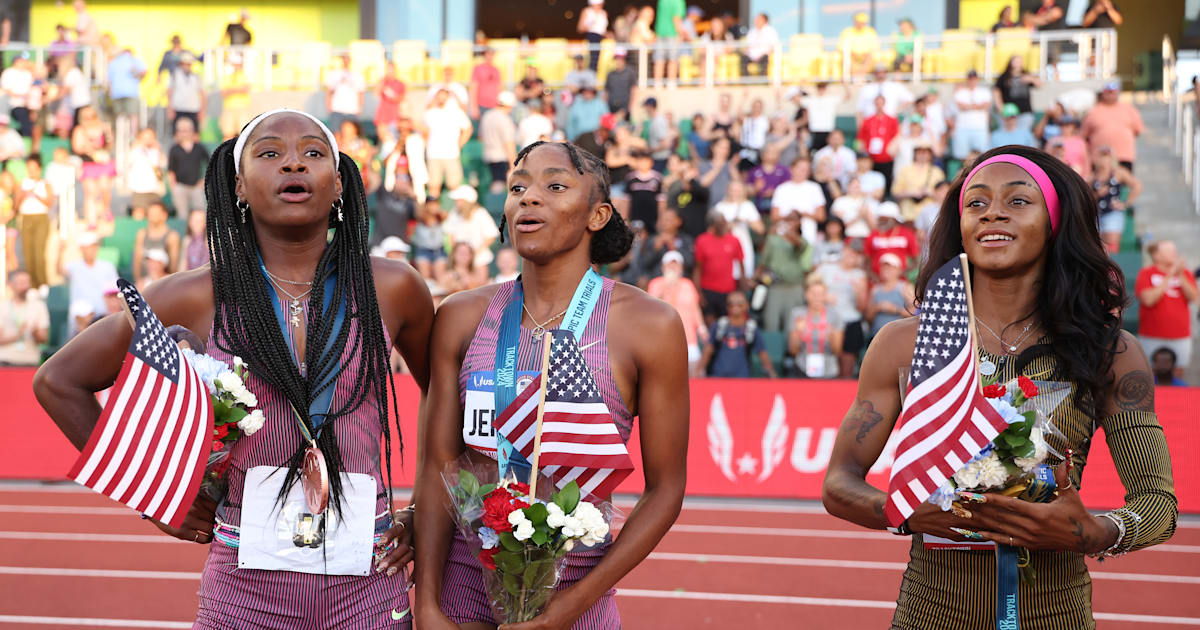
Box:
(332, 197), (344, 222)
(236, 198), (249, 224)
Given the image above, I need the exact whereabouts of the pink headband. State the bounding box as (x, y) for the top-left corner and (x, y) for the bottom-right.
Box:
(958, 154), (1061, 237)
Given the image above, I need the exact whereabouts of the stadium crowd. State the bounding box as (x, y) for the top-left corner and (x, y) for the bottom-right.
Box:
(0, 0), (1195, 385)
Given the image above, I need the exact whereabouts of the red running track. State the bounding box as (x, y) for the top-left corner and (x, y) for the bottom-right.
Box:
(0, 485), (1198, 629)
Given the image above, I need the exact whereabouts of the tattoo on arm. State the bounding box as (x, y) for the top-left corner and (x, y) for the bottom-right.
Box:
(1114, 369), (1154, 412)
(850, 399), (885, 444)
(1070, 516), (1099, 554)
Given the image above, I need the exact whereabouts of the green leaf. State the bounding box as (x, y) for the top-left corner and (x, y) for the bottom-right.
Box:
(531, 530), (548, 546)
(225, 407), (248, 424)
(524, 502), (549, 527)
(499, 531), (522, 552)
(458, 469), (480, 496)
(494, 550), (524, 574)
(523, 557), (555, 589)
(502, 571), (523, 596)
(1003, 461), (1024, 478)
(558, 481), (580, 515)
(479, 483), (497, 496)
(1013, 440), (1036, 458)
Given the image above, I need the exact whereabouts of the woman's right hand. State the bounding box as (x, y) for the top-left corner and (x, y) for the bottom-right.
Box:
(147, 494), (218, 544)
(905, 499), (979, 542)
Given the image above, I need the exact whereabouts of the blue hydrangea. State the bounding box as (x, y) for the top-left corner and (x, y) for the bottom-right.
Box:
(479, 526), (499, 550)
(928, 483), (957, 511)
(180, 348), (232, 396)
(990, 398), (1024, 425)
(966, 443), (995, 466)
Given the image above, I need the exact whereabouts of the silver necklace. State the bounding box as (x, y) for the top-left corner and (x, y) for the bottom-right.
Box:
(263, 267), (314, 287)
(266, 276), (313, 328)
(523, 302), (570, 339)
(977, 319), (1037, 355)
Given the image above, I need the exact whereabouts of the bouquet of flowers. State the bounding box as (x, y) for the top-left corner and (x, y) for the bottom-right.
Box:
(442, 455), (620, 624)
(181, 349), (265, 503)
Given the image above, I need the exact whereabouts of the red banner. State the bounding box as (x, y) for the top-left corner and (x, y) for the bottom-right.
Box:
(5, 369), (1198, 512)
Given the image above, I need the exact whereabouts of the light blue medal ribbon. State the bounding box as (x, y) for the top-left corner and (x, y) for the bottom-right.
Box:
(994, 464), (1057, 630)
(495, 268), (604, 481)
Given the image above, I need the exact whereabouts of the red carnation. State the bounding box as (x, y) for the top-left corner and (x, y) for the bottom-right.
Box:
(509, 481), (530, 497)
(478, 547), (498, 571)
(482, 493), (517, 532)
(211, 440), (225, 451)
(982, 384), (1007, 399)
(1017, 376), (1038, 399)
(213, 423), (231, 442)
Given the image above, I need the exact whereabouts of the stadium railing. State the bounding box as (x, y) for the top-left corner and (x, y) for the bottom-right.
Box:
(1164, 34), (1200, 215)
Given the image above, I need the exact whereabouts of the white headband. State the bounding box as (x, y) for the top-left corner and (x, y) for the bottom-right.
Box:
(232, 108), (339, 174)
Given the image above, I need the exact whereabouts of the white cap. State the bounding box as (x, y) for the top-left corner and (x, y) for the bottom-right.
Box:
(70, 299), (95, 318)
(145, 248), (170, 265)
(449, 185), (478, 203)
(876, 201), (902, 220)
(784, 86), (802, 101)
(379, 235), (411, 254)
(77, 231), (100, 247)
(588, 0), (604, 5)
(879, 252), (904, 268)
(498, 91), (516, 107)
(662, 250), (684, 266)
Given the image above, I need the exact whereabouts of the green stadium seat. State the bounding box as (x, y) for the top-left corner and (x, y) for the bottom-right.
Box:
(1111, 250), (1142, 334)
(835, 116), (857, 146)
(45, 284), (70, 351)
(483, 190), (506, 221)
(752, 330), (786, 377)
(104, 217), (147, 278)
(39, 137), (70, 165)
(96, 246), (120, 268)
(5, 158), (26, 181)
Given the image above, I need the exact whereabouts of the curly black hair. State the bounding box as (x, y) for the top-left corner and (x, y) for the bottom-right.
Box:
(501, 141), (633, 265)
(917, 145), (1126, 416)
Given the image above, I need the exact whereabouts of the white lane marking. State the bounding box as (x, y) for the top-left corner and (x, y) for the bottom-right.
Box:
(615, 590), (1200, 624)
(0, 567), (201, 580)
(645, 552), (1200, 584)
(0, 531), (185, 544)
(0, 504), (130, 515)
(0, 616), (192, 628)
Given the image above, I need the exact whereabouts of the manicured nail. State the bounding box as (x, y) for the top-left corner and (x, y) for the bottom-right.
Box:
(950, 527), (985, 541)
(957, 492), (988, 503)
(387, 566), (398, 577)
(951, 503), (973, 519)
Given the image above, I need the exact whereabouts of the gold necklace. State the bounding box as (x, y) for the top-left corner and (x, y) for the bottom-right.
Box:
(522, 302), (570, 339)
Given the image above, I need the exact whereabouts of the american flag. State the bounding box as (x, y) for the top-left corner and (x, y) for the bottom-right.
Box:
(495, 332), (634, 498)
(68, 280), (214, 528)
(884, 257), (1008, 527)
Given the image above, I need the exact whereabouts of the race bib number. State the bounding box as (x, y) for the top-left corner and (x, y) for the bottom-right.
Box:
(924, 534), (992, 551)
(464, 370), (539, 455)
(804, 354), (826, 378)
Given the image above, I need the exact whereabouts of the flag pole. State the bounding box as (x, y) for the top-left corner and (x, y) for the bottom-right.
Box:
(527, 331), (555, 500)
(957, 253), (983, 394)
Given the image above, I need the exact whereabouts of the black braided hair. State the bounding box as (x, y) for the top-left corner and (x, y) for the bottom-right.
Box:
(204, 135), (401, 517)
(503, 141), (633, 265)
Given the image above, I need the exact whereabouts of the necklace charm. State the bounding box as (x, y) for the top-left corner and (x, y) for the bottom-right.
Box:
(531, 325), (546, 339)
(290, 299), (304, 328)
(980, 359), (997, 376)
(1008, 345), (1018, 353)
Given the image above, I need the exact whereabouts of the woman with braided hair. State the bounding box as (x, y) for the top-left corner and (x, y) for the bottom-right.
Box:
(34, 109), (433, 628)
(415, 141), (690, 630)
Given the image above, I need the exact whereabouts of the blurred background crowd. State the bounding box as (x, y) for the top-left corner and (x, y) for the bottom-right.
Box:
(0, 0), (1195, 388)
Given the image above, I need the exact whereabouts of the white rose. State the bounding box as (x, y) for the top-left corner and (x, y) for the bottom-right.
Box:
(235, 387), (258, 408)
(546, 503), (566, 529)
(214, 371), (242, 391)
(233, 356), (245, 369)
(561, 515), (585, 539)
(562, 539), (575, 552)
(238, 409), (265, 436)
(508, 509), (530, 528)
(513, 520), (535, 542)
(1014, 427), (1049, 472)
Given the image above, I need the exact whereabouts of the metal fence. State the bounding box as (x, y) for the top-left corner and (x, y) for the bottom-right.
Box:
(1164, 35), (1200, 215)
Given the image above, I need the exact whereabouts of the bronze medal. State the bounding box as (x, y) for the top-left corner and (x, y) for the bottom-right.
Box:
(301, 445), (329, 514)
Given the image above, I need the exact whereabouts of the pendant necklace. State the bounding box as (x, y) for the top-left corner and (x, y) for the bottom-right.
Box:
(976, 319), (1036, 376)
(265, 275), (314, 328)
(522, 302), (570, 339)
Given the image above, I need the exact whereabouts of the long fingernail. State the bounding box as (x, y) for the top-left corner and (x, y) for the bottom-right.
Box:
(951, 503), (973, 519)
(957, 492), (987, 503)
(950, 527), (985, 541)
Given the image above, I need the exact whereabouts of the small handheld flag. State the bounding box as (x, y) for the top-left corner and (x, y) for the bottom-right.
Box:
(67, 280), (214, 528)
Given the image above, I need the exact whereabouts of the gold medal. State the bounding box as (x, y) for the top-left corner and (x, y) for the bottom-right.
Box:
(302, 444), (329, 514)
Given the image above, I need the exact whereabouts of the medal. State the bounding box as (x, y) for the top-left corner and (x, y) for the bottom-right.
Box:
(980, 359), (997, 376)
(302, 444), (329, 514)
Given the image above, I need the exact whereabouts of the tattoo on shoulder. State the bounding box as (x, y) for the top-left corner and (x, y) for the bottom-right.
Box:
(1114, 369), (1154, 412)
(850, 399), (885, 444)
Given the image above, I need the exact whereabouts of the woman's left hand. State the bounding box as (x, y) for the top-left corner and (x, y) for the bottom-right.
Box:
(497, 587), (586, 630)
(375, 507), (415, 577)
(959, 459), (1117, 554)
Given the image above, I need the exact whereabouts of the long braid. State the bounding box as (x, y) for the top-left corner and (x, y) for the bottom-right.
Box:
(205, 138), (400, 517)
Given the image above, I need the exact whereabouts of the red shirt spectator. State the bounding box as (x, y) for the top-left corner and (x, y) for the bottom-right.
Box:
(858, 96), (899, 165)
(694, 230), (744, 294)
(863, 202), (919, 274)
(470, 49), (502, 116)
(1136, 241), (1198, 342)
(374, 64), (406, 130)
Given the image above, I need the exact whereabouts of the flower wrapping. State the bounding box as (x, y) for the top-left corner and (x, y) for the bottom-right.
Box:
(180, 349), (263, 503)
(442, 454), (623, 623)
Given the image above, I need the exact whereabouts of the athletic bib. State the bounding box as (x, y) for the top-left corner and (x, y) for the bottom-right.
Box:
(463, 369), (539, 456)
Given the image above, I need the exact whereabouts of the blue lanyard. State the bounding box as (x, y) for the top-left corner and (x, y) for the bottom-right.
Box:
(259, 261), (346, 436)
(494, 268), (604, 480)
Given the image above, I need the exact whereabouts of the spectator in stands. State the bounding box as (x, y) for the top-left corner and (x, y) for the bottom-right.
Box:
(166, 53), (204, 134)
(437, 241), (489, 295)
(1136, 240), (1198, 375)
(73, 0), (99, 47)
(127, 127), (165, 220)
(375, 118), (424, 240)
(866, 252), (914, 341)
(1026, 0), (1065, 29)
(1151, 347), (1187, 386)
(424, 88), (472, 200)
(991, 103), (1038, 148)
(812, 158), (844, 207)
(71, 105), (114, 227)
(567, 83), (609, 142)
(604, 50), (637, 120)
(219, 57), (251, 139)
(694, 211), (744, 320)
(62, 231), (116, 334)
(913, 91), (948, 149)
(624, 150), (665, 235)
(578, 0), (609, 71)
(813, 216), (846, 266)
(648, 250), (707, 376)
(515, 64), (545, 105)
(466, 49), (499, 121)
(70, 298), (98, 334)
(640, 207), (694, 284)
(102, 286), (123, 316)
(992, 5), (1018, 31)
(325, 54), (365, 131)
(856, 65), (914, 122)
(641, 97), (672, 173)
(157, 34), (190, 82)
(803, 82), (846, 151)
(565, 55), (599, 96)
(742, 13), (779, 77)
(479, 91), (517, 194)
(337, 120), (376, 193)
(1034, 100), (1067, 146)
(994, 55), (1040, 131)
(376, 61), (407, 131)
(0, 270), (49, 365)
(786, 277), (842, 378)
(893, 18), (919, 72)
(629, 6), (656, 78)
(851, 152), (886, 201)
(138, 248), (170, 290)
(757, 212), (813, 332)
(747, 144), (789, 213)
(839, 12), (879, 78)
(518, 100), (555, 150)
(863, 201), (918, 275)
(771, 156), (826, 243)
(1091, 146), (1141, 253)
(55, 54), (90, 137)
(577, 112), (615, 161)
(0, 114), (23, 168)
(223, 9), (253, 46)
(663, 152), (709, 238)
(858, 95), (899, 191)
(375, 235), (410, 263)
(819, 245), (869, 377)
(610, 218), (649, 286)
(831, 176), (876, 240)
(1082, 80), (1143, 172)
(17, 156), (53, 289)
(698, 135), (735, 211)
(181, 208), (207, 271)
(132, 200), (179, 278)
(915, 180), (950, 250)
(412, 197), (447, 279)
(444, 185), (499, 269)
(613, 4), (639, 43)
(45, 147), (77, 225)
(49, 24), (75, 60)
(892, 141), (944, 222)
(654, 0), (686, 88)
(712, 177), (761, 269)
(1056, 117), (1090, 176)
(483, 247), (516, 285)
(107, 47), (146, 130)
(1, 54), (35, 136)
(166, 118), (208, 218)
(703, 291), (775, 378)
(888, 116), (925, 174)
(813, 129), (857, 189)
(699, 14), (735, 75)
(952, 70), (992, 162)
(1082, 0), (1123, 27)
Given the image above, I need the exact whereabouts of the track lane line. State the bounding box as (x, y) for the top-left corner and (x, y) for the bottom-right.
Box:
(0, 615), (192, 628)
